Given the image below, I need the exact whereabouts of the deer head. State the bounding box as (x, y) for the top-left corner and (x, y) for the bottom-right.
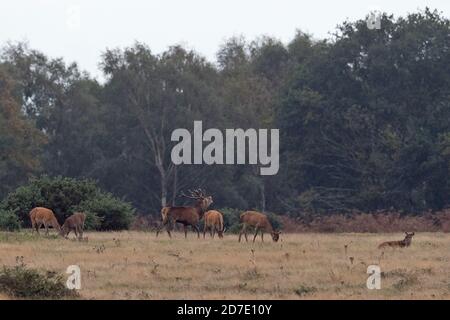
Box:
(271, 230), (281, 242)
(180, 189), (213, 211)
(59, 224), (69, 238)
(403, 232), (415, 246)
(217, 226), (227, 238)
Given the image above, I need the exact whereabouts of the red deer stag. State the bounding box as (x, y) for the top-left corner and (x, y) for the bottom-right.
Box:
(203, 210), (225, 239)
(156, 189), (213, 238)
(29, 207), (61, 235)
(60, 212), (86, 240)
(378, 232), (415, 249)
(239, 211), (281, 243)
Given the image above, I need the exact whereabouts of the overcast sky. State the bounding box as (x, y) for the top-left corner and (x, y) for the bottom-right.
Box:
(1, 0), (449, 80)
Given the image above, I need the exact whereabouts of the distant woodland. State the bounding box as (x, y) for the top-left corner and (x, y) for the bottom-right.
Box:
(1, 9), (449, 217)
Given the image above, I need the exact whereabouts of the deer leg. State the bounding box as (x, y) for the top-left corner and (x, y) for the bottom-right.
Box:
(156, 219), (167, 237)
(74, 227), (78, 239)
(45, 223), (49, 236)
(34, 222), (40, 235)
(203, 224), (207, 239)
(212, 228), (216, 238)
(239, 224), (247, 242)
(193, 225), (200, 238)
(261, 231), (264, 242)
(166, 219), (173, 238)
(183, 225), (188, 238)
(79, 226), (83, 240)
(253, 227), (259, 243)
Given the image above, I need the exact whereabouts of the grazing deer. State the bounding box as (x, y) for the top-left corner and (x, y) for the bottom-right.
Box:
(378, 232), (415, 249)
(29, 207), (61, 235)
(60, 212), (86, 240)
(156, 189), (213, 238)
(203, 210), (225, 239)
(239, 211), (281, 243)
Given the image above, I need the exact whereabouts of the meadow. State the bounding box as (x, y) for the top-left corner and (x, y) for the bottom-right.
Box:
(0, 231), (449, 299)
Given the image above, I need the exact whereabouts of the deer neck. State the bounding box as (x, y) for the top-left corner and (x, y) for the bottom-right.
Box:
(53, 219), (61, 231)
(195, 201), (207, 218)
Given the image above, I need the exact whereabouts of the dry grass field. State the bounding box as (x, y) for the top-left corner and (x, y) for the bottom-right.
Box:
(0, 231), (449, 299)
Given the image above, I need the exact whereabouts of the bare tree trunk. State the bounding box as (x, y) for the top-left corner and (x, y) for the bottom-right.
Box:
(160, 170), (167, 207)
(172, 166), (178, 205)
(260, 181), (266, 213)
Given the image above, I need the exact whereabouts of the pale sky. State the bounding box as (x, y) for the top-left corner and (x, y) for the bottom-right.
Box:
(1, 0), (449, 80)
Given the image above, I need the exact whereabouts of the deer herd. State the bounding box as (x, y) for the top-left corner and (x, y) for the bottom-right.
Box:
(30, 207), (86, 240)
(27, 189), (416, 249)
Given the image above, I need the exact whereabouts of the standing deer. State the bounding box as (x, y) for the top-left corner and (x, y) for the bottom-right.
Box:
(378, 232), (415, 249)
(60, 212), (86, 240)
(29, 207), (61, 235)
(239, 211), (281, 243)
(203, 210), (225, 239)
(156, 189), (213, 238)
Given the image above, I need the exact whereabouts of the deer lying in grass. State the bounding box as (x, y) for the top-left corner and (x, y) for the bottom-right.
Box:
(29, 207), (61, 235)
(239, 211), (281, 243)
(203, 210), (225, 239)
(60, 212), (86, 240)
(378, 232), (415, 249)
(156, 189), (213, 238)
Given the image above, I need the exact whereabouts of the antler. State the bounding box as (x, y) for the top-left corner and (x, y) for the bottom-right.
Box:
(179, 188), (207, 199)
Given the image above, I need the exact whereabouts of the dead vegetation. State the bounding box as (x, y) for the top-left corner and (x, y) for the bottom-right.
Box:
(280, 210), (450, 233)
(0, 231), (449, 299)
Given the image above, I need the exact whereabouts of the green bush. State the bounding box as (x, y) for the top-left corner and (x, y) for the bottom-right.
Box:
(1, 176), (135, 230)
(0, 263), (77, 299)
(0, 209), (21, 231)
(74, 194), (135, 230)
(83, 211), (103, 230)
(220, 208), (242, 233)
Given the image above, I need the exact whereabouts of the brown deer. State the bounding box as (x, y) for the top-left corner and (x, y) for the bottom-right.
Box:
(203, 210), (225, 239)
(156, 189), (213, 238)
(29, 207), (61, 235)
(239, 211), (281, 243)
(378, 232), (415, 249)
(60, 212), (86, 240)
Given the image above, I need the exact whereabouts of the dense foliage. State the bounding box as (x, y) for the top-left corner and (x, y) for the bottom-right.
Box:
(1, 176), (135, 230)
(0, 9), (449, 219)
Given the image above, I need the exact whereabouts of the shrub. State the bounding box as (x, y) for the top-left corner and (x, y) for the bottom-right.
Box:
(1, 176), (135, 230)
(0, 209), (21, 231)
(0, 263), (78, 299)
(79, 211), (103, 230)
(220, 208), (242, 233)
(74, 194), (135, 230)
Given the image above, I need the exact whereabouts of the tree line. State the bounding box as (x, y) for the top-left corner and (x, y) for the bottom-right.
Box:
(1, 8), (449, 218)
